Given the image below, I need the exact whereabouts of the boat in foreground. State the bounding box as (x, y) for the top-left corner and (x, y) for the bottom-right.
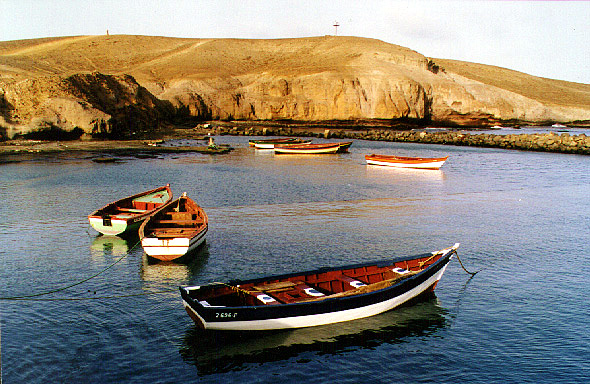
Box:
(274, 141), (352, 154)
(365, 154), (448, 169)
(88, 185), (173, 236)
(139, 192), (208, 261)
(180, 243), (459, 330)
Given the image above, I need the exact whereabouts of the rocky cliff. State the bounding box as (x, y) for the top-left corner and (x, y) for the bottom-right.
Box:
(1, 35), (589, 138)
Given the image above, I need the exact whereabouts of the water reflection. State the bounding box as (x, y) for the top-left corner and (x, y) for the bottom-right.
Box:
(140, 244), (210, 283)
(365, 165), (445, 182)
(179, 297), (449, 375)
(89, 235), (138, 260)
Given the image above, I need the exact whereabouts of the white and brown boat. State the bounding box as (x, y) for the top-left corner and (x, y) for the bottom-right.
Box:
(88, 185), (172, 236)
(365, 154), (448, 169)
(180, 243), (459, 330)
(249, 138), (310, 148)
(252, 138), (312, 149)
(139, 193), (208, 261)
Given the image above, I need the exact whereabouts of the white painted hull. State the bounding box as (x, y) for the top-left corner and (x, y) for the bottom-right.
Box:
(142, 229), (207, 260)
(366, 158), (446, 169)
(254, 143), (277, 149)
(88, 217), (139, 236)
(183, 262), (450, 330)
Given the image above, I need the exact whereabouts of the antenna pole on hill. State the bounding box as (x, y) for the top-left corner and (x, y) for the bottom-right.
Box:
(333, 22), (339, 36)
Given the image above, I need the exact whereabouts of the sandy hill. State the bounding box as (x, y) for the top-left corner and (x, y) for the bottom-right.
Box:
(1, 35), (589, 138)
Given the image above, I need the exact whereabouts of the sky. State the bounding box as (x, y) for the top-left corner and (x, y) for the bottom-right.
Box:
(1, 0), (589, 84)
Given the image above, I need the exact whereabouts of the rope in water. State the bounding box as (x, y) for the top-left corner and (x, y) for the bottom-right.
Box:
(0, 238), (172, 301)
(454, 250), (480, 276)
(3, 289), (175, 301)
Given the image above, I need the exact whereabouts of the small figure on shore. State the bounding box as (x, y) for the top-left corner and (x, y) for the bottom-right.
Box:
(207, 135), (218, 149)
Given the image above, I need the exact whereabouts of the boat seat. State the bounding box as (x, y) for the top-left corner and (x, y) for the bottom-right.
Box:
(251, 281), (296, 292)
(168, 212), (193, 221)
(253, 293), (281, 305)
(268, 281), (326, 304)
(117, 207), (146, 213)
(335, 275), (367, 291)
(153, 219), (203, 225)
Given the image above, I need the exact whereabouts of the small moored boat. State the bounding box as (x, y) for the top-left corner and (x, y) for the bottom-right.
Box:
(180, 243), (459, 330)
(249, 138), (309, 148)
(88, 185), (173, 236)
(274, 142), (352, 154)
(139, 193), (208, 261)
(365, 154), (448, 169)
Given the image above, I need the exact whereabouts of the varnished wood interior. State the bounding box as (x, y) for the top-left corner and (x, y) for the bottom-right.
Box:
(197, 253), (443, 307)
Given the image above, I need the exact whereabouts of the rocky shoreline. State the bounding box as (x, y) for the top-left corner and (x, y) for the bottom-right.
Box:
(200, 122), (590, 155)
(1, 123), (589, 157)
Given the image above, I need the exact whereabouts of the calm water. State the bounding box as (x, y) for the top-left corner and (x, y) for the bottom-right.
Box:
(1, 136), (589, 383)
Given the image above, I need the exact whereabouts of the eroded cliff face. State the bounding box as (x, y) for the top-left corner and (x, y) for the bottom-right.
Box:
(157, 72), (430, 121)
(1, 35), (589, 139)
(0, 72), (173, 138)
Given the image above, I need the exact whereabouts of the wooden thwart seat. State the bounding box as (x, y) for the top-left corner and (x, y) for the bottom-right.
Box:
(151, 228), (200, 237)
(116, 207), (146, 213)
(153, 219), (204, 225)
(251, 281), (296, 292)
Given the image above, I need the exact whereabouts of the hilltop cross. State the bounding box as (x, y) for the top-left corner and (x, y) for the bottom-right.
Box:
(333, 22), (339, 36)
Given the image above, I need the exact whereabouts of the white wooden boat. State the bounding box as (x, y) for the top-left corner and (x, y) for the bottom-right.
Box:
(139, 193), (208, 261)
(365, 154), (448, 169)
(254, 139), (312, 149)
(249, 138), (308, 148)
(88, 185), (172, 236)
(180, 244), (459, 330)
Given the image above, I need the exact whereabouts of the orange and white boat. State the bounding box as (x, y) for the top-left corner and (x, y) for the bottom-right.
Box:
(365, 154), (448, 169)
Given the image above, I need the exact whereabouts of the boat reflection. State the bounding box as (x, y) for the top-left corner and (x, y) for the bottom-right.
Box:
(89, 234), (138, 260)
(179, 296), (449, 375)
(140, 243), (210, 283)
(366, 165), (445, 181)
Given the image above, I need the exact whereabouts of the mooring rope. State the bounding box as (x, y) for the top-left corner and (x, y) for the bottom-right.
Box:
(3, 289), (175, 301)
(0, 238), (149, 301)
(454, 250), (480, 276)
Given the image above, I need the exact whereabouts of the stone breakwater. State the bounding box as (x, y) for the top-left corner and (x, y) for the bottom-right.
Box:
(196, 125), (590, 155)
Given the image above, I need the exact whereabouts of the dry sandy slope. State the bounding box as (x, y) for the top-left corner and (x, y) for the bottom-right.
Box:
(432, 58), (590, 109)
(1, 34), (589, 130)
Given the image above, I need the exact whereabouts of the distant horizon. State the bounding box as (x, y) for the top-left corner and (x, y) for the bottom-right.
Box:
(1, 1), (588, 84)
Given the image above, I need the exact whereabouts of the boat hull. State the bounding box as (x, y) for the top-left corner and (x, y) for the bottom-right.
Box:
(180, 244), (457, 330)
(365, 155), (448, 169)
(274, 143), (343, 154)
(141, 227), (207, 261)
(254, 140), (312, 149)
(88, 216), (142, 236)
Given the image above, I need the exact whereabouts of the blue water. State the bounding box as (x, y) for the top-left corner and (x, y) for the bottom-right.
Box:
(1, 136), (589, 383)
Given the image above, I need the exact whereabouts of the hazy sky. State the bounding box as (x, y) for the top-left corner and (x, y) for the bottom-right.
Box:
(1, 0), (588, 84)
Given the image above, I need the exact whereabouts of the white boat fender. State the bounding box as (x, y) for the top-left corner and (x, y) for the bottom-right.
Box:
(303, 288), (325, 297)
(349, 280), (366, 288)
(256, 294), (278, 304)
(392, 267), (410, 275)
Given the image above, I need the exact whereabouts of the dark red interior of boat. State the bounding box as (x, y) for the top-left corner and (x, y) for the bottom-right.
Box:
(197, 254), (442, 307)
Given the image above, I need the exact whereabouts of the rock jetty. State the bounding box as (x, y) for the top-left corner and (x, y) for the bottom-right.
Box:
(196, 124), (590, 155)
